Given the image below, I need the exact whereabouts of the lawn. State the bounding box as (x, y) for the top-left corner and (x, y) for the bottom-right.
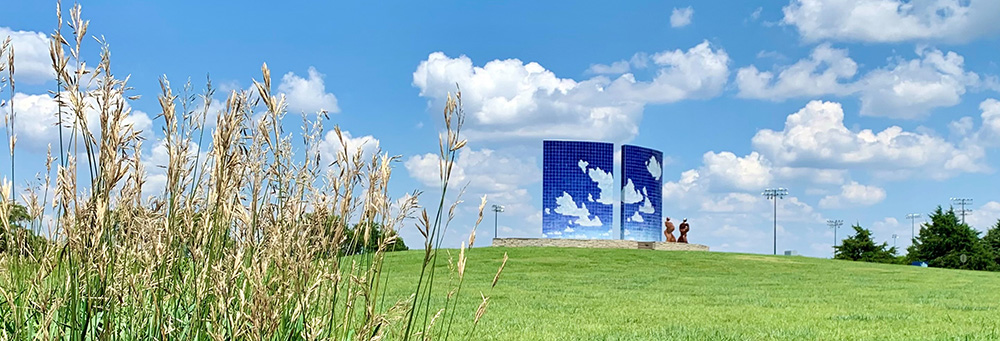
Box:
(381, 246), (1000, 340)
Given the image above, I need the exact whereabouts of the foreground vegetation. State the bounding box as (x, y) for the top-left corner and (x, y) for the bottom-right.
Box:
(0, 4), (501, 339)
(394, 247), (1000, 340)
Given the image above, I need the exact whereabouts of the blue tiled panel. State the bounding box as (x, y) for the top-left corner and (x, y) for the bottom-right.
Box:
(620, 145), (663, 242)
(542, 140), (614, 239)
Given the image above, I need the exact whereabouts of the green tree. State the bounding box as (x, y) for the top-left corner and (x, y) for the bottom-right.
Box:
(907, 206), (997, 271)
(835, 224), (898, 263)
(983, 220), (1000, 267)
(1, 203), (47, 255)
(342, 222), (408, 256)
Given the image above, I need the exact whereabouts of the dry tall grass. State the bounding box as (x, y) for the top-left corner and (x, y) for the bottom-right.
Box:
(0, 3), (504, 340)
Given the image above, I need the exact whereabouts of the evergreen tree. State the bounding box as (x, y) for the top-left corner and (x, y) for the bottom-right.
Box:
(907, 206), (997, 271)
(982, 220), (1000, 267)
(834, 224), (897, 263)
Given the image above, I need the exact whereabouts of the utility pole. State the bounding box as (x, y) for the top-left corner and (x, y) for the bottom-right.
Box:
(950, 198), (972, 225)
(762, 188), (788, 255)
(492, 204), (504, 240)
(906, 213), (920, 242)
(827, 219), (843, 258)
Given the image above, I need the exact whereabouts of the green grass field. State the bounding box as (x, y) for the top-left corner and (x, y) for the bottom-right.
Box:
(382, 247), (1000, 340)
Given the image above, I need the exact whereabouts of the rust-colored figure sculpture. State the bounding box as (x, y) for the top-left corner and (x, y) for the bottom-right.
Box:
(663, 217), (677, 242)
(678, 219), (690, 243)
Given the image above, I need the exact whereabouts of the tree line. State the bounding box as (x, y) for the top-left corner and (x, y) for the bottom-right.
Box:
(835, 206), (1000, 271)
(2, 203), (407, 257)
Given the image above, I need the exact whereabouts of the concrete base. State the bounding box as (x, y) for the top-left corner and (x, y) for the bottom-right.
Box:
(491, 237), (709, 251)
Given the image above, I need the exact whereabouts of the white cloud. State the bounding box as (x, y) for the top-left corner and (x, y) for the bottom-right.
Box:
(736, 43), (857, 100)
(752, 100), (987, 178)
(622, 178), (644, 204)
(950, 116), (975, 137)
(737, 44), (983, 118)
(0, 27), (52, 84)
(701, 193), (762, 213)
(782, 0), (1000, 43)
(412, 41), (729, 144)
(966, 201), (1000, 232)
(577, 159), (589, 173)
(278, 67), (340, 114)
(871, 217), (911, 249)
(857, 47), (981, 119)
(962, 99), (1000, 147)
(646, 155), (661, 180)
(702, 151), (773, 191)
(629, 211), (644, 223)
(141, 138), (205, 200)
(587, 61), (630, 75)
(405, 148), (539, 193)
(663, 169), (699, 202)
(316, 129), (380, 167)
(818, 181), (887, 208)
(2, 92), (153, 153)
(774, 167), (846, 185)
(403, 147), (541, 242)
(671, 7), (694, 28)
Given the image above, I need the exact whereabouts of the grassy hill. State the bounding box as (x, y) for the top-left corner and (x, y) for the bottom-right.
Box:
(382, 246), (1000, 340)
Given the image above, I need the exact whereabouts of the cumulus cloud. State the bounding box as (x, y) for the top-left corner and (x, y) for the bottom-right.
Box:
(278, 67), (340, 114)
(140, 139), (205, 200)
(412, 41), (729, 144)
(857, 47), (981, 118)
(966, 201), (1000, 232)
(782, 0), (1000, 43)
(752, 100), (987, 178)
(405, 148), (539, 192)
(956, 99), (1000, 148)
(2, 92), (153, 153)
(403, 147), (541, 241)
(737, 44), (984, 118)
(818, 181), (887, 208)
(587, 61), (630, 75)
(736, 43), (857, 100)
(670, 7), (694, 28)
(316, 129), (380, 167)
(0, 27), (53, 84)
(702, 151), (773, 191)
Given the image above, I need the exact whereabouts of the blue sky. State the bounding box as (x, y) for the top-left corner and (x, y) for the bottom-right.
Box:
(4, 0), (1000, 258)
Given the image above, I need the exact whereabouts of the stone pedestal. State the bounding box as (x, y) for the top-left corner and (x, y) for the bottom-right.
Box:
(491, 238), (709, 251)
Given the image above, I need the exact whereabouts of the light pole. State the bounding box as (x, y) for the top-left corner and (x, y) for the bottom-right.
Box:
(906, 213), (920, 242)
(492, 204), (504, 239)
(762, 188), (788, 255)
(892, 234), (898, 250)
(827, 219), (843, 258)
(950, 197), (972, 225)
